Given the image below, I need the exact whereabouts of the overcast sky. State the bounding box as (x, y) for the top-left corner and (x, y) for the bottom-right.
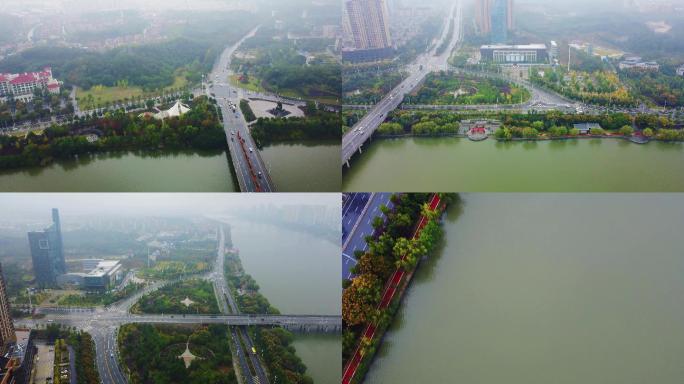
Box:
(0, 193), (340, 221)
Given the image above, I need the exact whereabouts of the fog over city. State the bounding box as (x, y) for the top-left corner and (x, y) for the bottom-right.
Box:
(0, 193), (339, 220)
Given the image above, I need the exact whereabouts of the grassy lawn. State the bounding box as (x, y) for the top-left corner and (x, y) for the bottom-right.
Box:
(130, 279), (219, 315)
(231, 74), (339, 105)
(412, 72), (531, 105)
(76, 76), (189, 110)
(229, 74), (264, 93)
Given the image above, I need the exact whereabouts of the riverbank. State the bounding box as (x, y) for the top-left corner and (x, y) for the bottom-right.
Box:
(0, 150), (238, 192)
(343, 194), (452, 384)
(375, 132), (678, 144)
(224, 247), (313, 384)
(343, 137), (684, 192)
(364, 194), (684, 384)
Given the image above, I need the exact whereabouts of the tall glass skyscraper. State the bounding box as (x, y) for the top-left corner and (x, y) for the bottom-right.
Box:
(490, 0), (508, 44)
(28, 208), (66, 287)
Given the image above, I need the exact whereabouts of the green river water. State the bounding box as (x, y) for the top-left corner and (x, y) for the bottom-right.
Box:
(229, 220), (341, 384)
(365, 194), (684, 384)
(343, 138), (684, 192)
(0, 141), (340, 192)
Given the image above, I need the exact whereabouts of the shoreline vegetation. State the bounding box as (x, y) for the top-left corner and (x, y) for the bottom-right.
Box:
(224, 246), (313, 384)
(366, 110), (684, 143)
(0, 96), (227, 171)
(342, 193), (458, 384)
(251, 102), (341, 146)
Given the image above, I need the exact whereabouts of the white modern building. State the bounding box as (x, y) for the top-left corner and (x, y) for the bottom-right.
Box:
(619, 56), (660, 72)
(56, 260), (123, 291)
(480, 44), (548, 63)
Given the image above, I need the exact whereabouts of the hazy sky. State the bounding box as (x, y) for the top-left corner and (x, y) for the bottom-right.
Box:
(0, 193), (340, 220)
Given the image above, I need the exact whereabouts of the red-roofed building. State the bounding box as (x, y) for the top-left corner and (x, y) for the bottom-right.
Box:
(0, 67), (61, 102)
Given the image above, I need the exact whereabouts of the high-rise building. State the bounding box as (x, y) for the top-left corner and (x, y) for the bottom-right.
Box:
(490, 0), (508, 44)
(475, 0), (492, 35)
(342, 0), (393, 61)
(28, 209), (66, 288)
(475, 0), (514, 43)
(344, 0), (392, 50)
(0, 264), (16, 352)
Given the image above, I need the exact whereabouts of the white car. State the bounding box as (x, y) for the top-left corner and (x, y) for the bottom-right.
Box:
(249, 147), (253, 153)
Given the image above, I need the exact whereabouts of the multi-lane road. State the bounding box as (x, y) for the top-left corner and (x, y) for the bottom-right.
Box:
(342, 1), (463, 167)
(212, 226), (269, 384)
(342, 193), (394, 280)
(15, 225), (341, 384)
(342, 195), (441, 384)
(208, 27), (276, 192)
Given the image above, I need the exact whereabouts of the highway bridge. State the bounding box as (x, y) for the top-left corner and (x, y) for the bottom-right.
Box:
(208, 26), (276, 192)
(19, 314), (342, 331)
(342, 1), (463, 168)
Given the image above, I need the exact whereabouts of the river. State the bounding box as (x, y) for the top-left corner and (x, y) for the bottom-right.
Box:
(365, 194), (684, 384)
(229, 220), (341, 384)
(0, 141), (340, 192)
(343, 137), (684, 192)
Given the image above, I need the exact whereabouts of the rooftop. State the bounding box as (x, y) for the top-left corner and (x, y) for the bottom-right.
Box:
(0, 67), (54, 85)
(86, 260), (121, 277)
(481, 44), (548, 50)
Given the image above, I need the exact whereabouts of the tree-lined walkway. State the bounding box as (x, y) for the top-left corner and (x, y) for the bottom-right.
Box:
(342, 194), (442, 384)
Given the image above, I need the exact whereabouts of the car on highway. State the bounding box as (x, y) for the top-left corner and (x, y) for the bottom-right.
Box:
(249, 147), (253, 153)
(252, 347), (257, 354)
(258, 172), (262, 178)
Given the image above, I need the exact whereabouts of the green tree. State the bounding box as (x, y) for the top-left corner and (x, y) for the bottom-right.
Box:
(619, 125), (634, 137)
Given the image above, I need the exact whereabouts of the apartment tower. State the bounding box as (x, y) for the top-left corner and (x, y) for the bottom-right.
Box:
(0, 264), (16, 352)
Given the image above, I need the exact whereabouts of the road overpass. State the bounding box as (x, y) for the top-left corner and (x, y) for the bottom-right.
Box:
(341, 1), (463, 167)
(16, 225), (340, 384)
(208, 26), (276, 192)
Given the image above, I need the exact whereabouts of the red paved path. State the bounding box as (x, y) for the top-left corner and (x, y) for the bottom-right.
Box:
(342, 194), (441, 384)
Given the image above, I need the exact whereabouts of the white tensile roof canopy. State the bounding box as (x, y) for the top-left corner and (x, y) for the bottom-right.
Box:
(153, 100), (191, 120)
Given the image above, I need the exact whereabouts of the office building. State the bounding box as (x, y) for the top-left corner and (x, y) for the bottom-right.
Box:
(490, 0), (508, 43)
(57, 260), (123, 291)
(480, 44), (548, 63)
(28, 209), (66, 288)
(677, 65), (684, 76)
(343, 0), (394, 62)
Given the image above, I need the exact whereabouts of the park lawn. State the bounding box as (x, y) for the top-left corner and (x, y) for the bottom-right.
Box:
(414, 73), (531, 105)
(231, 74), (339, 105)
(76, 75), (189, 110)
(230, 74), (265, 93)
(281, 87), (340, 105)
(76, 85), (144, 110)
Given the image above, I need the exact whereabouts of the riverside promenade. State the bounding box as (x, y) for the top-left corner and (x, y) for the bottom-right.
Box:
(342, 194), (442, 384)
